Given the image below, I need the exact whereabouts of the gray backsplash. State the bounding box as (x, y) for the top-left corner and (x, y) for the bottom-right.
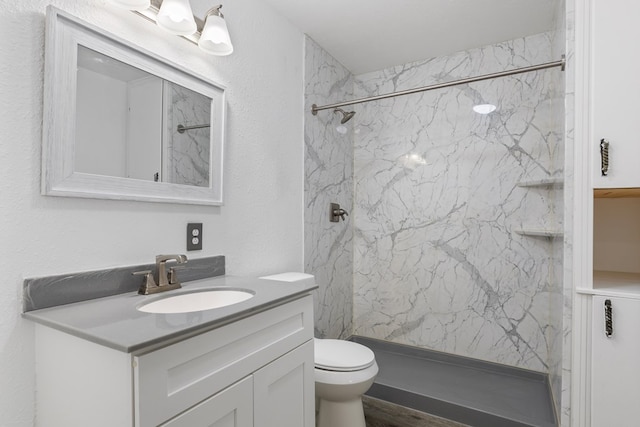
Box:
(23, 255), (225, 312)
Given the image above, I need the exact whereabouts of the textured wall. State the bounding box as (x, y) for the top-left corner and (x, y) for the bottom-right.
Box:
(0, 1), (304, 424)
(351, 33), (564, 373)
(304, 37), (354, 339)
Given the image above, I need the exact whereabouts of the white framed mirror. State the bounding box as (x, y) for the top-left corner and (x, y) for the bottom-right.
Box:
(42, 6), (226, 205)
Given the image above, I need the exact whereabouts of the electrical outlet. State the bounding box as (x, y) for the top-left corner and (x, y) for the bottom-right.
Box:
(187, 223), (203, 251)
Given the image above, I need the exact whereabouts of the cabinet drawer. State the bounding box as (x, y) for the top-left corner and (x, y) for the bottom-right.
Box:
(134, 295), (313, 427)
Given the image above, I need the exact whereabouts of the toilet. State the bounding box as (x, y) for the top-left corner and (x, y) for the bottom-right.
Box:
(259, 272), (378, 426)
(314, 338), (379, 427)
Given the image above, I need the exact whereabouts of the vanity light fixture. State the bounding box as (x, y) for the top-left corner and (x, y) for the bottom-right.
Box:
(111, 0), (234, 56)
(111, 0), (150, 11)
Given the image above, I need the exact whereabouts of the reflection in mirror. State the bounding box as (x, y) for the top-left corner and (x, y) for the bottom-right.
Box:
(164, 83), (211, 187)
(75, 47), (211, 188)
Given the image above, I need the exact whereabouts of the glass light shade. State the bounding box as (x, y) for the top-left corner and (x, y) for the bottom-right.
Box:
(199, 14), (234, 56)
(157, 0), (197, 36)
(111, 0), (150, 11)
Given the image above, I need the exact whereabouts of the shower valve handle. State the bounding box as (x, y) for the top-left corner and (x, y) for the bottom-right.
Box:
(330, 203), (349, 222)
(335, 208), (349, 220)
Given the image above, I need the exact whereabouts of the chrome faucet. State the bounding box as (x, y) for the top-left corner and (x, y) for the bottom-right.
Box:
(133, 254), (188, 295)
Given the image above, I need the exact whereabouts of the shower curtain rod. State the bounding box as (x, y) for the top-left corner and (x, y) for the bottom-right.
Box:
(311, 55), (565, 114)
(177, 123), (210, 134)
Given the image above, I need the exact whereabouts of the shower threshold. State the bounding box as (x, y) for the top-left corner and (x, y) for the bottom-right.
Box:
(352, 336), (557, 427)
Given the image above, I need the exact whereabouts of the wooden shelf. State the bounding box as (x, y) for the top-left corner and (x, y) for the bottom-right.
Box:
(517, 178), (564, 188)
(592, 270), (640, 296)
(514, 228), (563, 238)
(594, 188), (640, 198)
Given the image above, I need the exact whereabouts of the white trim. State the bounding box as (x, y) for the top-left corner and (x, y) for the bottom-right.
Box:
(570, 0), (593, 425)
(571, 293), (592, 427)
(577, 287), (640, 300)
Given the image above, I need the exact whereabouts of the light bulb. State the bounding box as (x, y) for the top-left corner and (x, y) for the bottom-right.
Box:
(199, 10), (233, 55)
(157, 0), (197, 36)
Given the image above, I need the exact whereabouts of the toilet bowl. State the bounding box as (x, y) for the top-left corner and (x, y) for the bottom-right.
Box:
(314, 338), (378, 427)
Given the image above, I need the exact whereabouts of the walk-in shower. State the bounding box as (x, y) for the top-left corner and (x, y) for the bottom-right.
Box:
(304, 30), (566, 426)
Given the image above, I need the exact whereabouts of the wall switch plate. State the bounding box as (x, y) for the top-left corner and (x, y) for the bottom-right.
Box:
(187, 223), (203, 251)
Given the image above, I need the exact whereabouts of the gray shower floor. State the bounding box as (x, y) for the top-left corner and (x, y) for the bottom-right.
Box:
(352, 336), (557, 427)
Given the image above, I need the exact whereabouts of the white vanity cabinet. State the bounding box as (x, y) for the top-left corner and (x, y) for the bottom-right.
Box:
(590, 0), (640, 189)
(34, 295), (315, 427)
(591, 295), (640, 426)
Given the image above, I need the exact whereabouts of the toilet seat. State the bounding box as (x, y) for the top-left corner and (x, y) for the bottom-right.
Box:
(314, 339), (375, 372)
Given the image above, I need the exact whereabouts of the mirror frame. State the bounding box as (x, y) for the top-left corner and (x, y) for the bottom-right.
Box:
(42, 6), (226, 205)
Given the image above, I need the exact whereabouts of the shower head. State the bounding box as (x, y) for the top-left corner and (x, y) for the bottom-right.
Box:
(333, 108), (356, 124)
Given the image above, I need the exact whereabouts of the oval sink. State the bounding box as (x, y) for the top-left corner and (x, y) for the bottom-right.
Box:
(138, 289), (255, 314)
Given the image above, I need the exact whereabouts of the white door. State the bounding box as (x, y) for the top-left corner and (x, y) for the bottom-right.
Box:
(591, 0), (640, 188)
(160, 376), (253, 427)
(254, 340), (315, 427)
(592, 295), (640, 426)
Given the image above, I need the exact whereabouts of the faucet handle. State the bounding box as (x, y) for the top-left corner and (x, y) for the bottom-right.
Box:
(132, 269), (153, 279)
(168, 265), (186, 285)
(132, 270), (158, 295)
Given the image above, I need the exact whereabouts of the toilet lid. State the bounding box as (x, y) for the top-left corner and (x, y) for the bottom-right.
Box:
(314, 339), (375, 372)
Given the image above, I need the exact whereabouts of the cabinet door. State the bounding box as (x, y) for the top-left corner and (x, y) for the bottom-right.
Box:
(592, 296), (640, 426)
(591, 0), (640, 188)
(161, 376), (253, 427)
(254, 340), (315, 427)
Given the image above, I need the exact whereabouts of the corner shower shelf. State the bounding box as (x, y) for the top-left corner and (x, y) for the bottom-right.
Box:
(517, 178), (564, 188)
(514, 228), (563, 238)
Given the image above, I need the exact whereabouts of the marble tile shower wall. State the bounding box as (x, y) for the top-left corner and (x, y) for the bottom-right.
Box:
(560, 0), (574, 423)
(304, 36), (355, 339)
(165, 83), (211, 187)
(352, 33), (563, 373)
